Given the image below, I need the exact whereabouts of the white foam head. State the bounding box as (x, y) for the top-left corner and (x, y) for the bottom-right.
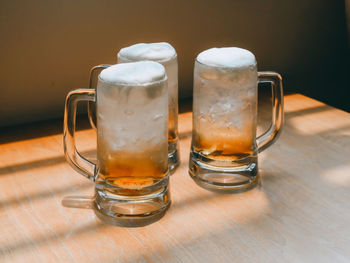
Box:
(197, 47), (256, 68)
(118, 42), (176, 62)
(99, 61), (166, 85)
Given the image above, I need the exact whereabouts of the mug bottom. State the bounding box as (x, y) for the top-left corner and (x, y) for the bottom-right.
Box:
(189, 151), (259, 193)
(93, 185), (171, 227)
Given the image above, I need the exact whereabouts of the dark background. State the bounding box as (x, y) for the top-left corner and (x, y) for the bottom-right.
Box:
(1, 0), (349, 127)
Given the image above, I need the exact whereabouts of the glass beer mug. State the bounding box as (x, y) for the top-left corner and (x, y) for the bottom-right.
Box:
(64, 61), (170, 226)
(189, 47), (284, 192)
(88, 42), (180, 171)
(118, 42), (180, 171)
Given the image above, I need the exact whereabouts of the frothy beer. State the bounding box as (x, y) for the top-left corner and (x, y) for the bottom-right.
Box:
(96, 62), (169, 193)
(192, 47), (257, 163)
(118, 43), (179, 159)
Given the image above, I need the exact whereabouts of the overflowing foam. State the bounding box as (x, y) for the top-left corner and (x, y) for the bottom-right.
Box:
(118, 42), (176, 62)
(197, 47), (256, 68)
(99, 61), (166, 85)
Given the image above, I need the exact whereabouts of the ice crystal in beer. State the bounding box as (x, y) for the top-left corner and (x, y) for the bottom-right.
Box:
(192, 48), (257, 164)
(118, 43), (179, 168)
(96, 62), (168, 194)
(189, 47), (283, 193)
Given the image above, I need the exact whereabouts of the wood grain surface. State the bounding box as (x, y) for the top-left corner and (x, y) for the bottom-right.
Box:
(0, 94), (350, 263)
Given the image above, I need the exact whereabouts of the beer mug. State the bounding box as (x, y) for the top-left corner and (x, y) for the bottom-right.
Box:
(189, 47), (284, 192)
(64, 61), (170, 226)
(118, 42), (180, 171)
(88, 42), (180, 171)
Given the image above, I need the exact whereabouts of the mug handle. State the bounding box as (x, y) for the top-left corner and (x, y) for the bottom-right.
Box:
(88, 65), (111, 130)
(256, 72), (284, 153)
(63, 89), (97, 181)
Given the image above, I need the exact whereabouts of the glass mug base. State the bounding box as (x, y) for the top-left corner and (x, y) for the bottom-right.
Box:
(188, 151), (259, 193)
(93, 182), (171, 227)
(168, 141), (180, 172)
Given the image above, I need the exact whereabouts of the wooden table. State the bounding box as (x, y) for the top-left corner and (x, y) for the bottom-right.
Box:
(1, 94), (350, 262)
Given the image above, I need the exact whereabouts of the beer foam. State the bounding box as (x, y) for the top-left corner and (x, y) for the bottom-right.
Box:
(197, 47), (256, 68)
(118, 42), (176, 62)
(99, 61), (166, 85)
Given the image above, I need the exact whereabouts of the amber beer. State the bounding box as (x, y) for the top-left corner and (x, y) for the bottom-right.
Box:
(189, 47), (284, 193)
(63, 61), (171, 225)
(118, 42), (180, 170)
(193, 133), (253, 161)
(97, 141), (168, 195)
(95, 63), (169, 196)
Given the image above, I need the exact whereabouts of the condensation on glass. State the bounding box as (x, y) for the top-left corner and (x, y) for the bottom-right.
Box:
(189, 47), (284, 193)
(88, 43), (179, 172)
(117, 42), (180, 171)
(63, 61), (171, 226)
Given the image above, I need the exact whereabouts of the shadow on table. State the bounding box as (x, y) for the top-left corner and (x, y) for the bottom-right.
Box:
(1, 94), (349, 213)
(0, 181), (271, 259)
(0, 181), (93, 210)
(258, 94), (350, 187)
(0, 116), (92, 145)
(0, 150), (96, 213)
(0, 221), (107, 258)
(0, 150), (96, 177)
(0, 149), (96, 212)
(1, 94), (350, 259)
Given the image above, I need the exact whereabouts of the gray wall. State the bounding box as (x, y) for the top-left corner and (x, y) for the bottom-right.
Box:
(1, 0), (349, 127)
